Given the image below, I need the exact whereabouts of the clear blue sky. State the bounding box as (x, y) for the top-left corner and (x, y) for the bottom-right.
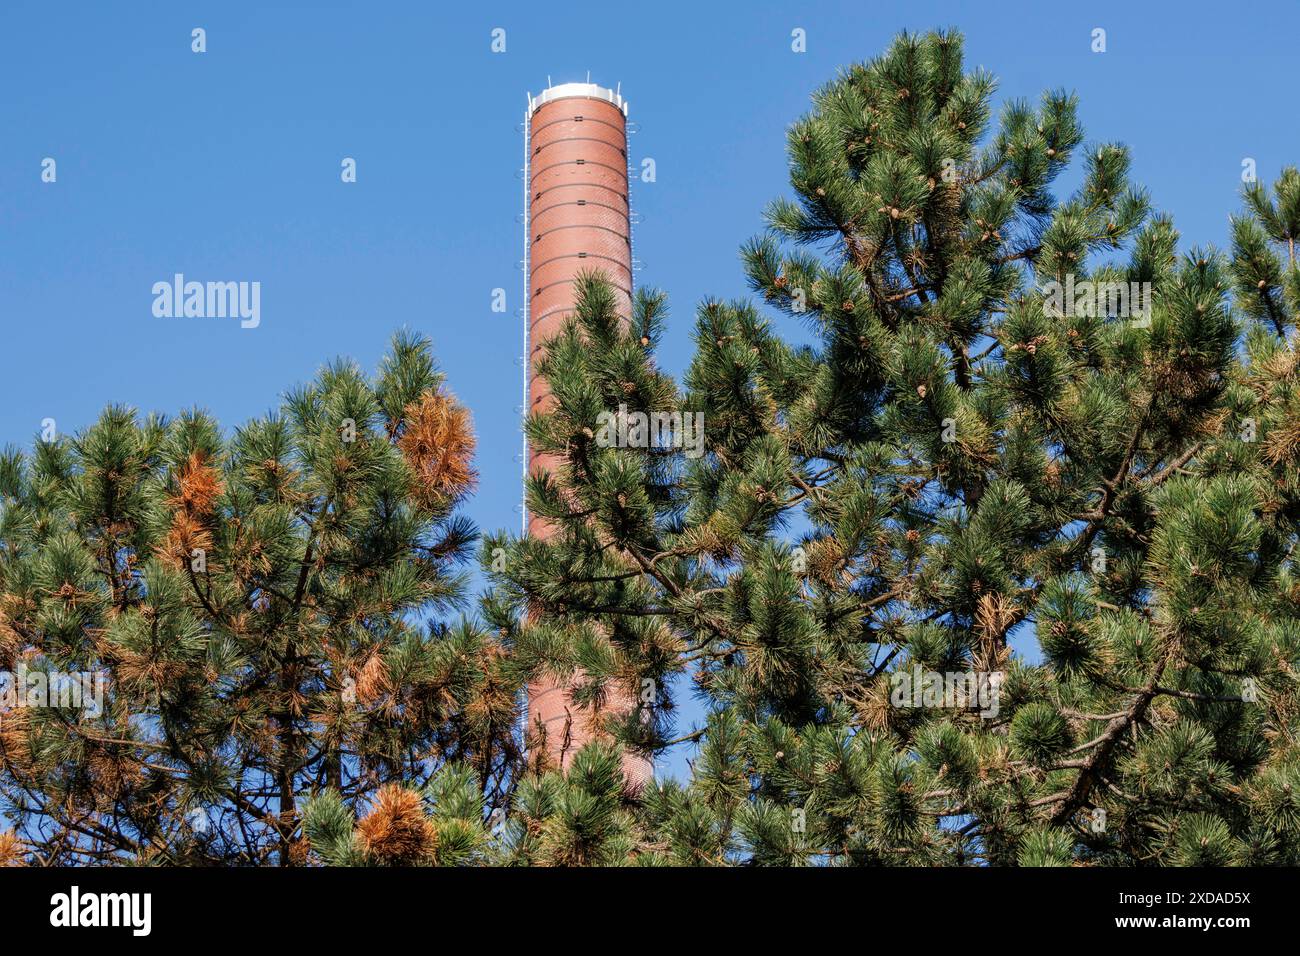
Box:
(3, 0), (1298, 781)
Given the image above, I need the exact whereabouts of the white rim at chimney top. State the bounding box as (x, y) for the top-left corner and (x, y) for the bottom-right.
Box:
(527, 81), (628, 118)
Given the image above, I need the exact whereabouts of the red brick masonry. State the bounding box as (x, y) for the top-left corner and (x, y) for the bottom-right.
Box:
(525, 84), (653, 790)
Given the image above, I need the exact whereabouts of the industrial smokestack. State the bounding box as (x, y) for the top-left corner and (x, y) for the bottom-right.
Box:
(523, 81), (652, 789)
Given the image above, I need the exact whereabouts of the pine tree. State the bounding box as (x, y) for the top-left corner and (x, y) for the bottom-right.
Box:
(6, 29), (1300, 870)
(0, 332), (518, 865)
(488, 29), (1300, 866)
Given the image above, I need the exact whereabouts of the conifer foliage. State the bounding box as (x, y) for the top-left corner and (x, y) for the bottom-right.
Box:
(0, 333), (517, 864)
(486, 30), (1300, 865)
(5, 31), (1300, 868)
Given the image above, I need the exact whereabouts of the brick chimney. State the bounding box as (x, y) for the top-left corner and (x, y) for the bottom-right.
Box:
(524, 81), (653, 789)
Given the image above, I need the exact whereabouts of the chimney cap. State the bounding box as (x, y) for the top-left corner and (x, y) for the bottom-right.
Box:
(527, 81), (628, 118)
